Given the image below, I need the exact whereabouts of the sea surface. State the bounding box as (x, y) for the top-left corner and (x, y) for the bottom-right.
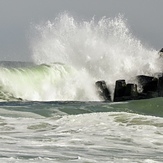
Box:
(0, 99), (163, 163)
(0, 13), (163, 162)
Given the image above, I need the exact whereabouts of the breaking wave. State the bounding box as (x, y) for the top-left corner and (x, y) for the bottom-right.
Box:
(1, 13), (163, 101)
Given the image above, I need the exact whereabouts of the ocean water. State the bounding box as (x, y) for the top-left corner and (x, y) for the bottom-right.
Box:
(0, 100), (163, 163)
(0, 13), (163, 162)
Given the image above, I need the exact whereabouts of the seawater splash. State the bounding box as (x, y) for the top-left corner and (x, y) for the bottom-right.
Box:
(0, 63), (98, 101)
(30, 13), (163, 97)
(1, 13), (162, 101)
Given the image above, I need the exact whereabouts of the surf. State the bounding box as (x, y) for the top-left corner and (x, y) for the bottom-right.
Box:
(0, 63), (99, 101)
(1, 13), (163, 101)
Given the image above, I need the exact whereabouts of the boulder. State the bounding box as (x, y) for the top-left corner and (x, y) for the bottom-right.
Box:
(113, 80), (126, 102)
(113, 80), (138, 102)
(158, 76), (163, 96)
(95, 81), (111, 101)
(96, 73), (163, 102)
(136, 75), (159, 98)
(125, 83), (138, 97)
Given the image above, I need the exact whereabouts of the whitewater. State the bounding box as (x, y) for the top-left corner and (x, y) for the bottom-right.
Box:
(0, 13), (162, 101)
(0, 13), (163, 162)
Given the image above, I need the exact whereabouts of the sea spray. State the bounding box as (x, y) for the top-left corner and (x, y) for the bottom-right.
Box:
(30, 13), (163, 98)
(0, 63), (98, 101)
(0, 13), (162, 101)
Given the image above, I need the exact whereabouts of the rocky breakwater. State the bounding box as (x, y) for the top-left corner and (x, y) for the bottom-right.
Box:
(95, 73), (163, 102)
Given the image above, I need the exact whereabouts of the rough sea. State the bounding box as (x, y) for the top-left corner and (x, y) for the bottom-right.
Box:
(0, 13), (163, 162)
(0, 100), (163, 163)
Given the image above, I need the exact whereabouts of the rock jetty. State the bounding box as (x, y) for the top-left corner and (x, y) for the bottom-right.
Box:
(95, 73), (163, 102)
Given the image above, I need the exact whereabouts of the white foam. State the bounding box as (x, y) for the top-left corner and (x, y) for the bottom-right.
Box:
(0, 13), (163, 101)
(1, 112), (162, 162)
(31, 13), (163, 87)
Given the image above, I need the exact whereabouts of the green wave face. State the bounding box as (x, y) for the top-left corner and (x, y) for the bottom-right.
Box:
(0, 63), (99, 101)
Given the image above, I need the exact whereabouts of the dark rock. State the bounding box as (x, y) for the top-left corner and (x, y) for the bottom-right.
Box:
(113, 80), (126, 102)
(96, 72), (163, 102)
(136, 75), (158, 98)
(160, 48), (163, 52)
(158, 48), (163, 57)
(125, 83), (138, 97)
(158, 76), (163, 96)
(95, 80), (111, 101)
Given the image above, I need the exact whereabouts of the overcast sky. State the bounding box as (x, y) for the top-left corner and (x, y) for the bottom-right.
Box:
(0, 0), (163, 61)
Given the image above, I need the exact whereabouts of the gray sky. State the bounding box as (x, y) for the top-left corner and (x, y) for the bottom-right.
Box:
(0, 0), (163, 61)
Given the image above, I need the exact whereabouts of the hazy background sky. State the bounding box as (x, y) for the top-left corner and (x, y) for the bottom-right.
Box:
(0, 0), (163, 61)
